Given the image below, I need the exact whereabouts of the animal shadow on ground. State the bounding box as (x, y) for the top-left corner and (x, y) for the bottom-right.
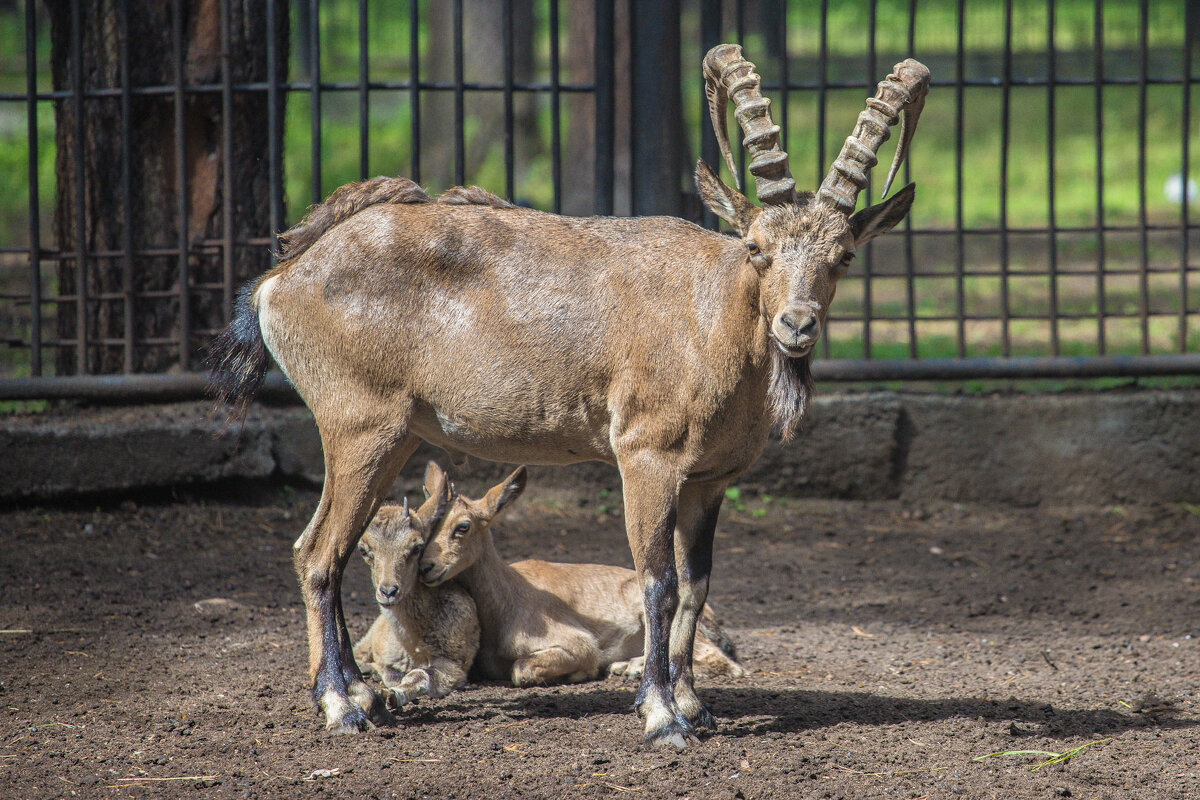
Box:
(405, 685), (1197, 743)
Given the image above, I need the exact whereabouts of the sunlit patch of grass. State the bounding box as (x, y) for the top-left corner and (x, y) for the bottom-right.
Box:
(972, 737), (1111, 771)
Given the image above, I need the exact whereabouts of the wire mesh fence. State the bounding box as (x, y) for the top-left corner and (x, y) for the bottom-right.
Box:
(1, 0), (1197, 396)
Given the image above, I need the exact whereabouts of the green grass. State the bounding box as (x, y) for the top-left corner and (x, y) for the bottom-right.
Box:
(973, 738), (1111, 771)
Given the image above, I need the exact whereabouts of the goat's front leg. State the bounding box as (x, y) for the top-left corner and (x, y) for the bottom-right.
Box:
(293, 430), (416, 733)
(386, 656), (468, 706)
(619, 452), (692, 748)
(669, 479), (726, 731)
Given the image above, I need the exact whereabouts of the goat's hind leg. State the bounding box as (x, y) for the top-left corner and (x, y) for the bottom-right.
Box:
(294, 428), (419, 734)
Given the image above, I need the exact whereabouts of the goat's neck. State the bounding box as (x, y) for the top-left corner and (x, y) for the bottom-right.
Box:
(704, 253), (774, 381)
(459, 528), (522, 629)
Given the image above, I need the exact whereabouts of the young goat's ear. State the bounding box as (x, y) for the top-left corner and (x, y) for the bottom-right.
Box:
(484, 465), (527, 518)
(695, 160), (759, 237)
(424, 461), (448, 501)
(848, 183), (915, 247)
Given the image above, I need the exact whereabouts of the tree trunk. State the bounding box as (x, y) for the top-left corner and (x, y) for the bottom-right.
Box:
(49, 0), (287, 375)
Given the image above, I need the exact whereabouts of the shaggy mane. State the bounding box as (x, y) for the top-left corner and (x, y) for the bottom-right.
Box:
(438, 185), (516, 209)
(276, 176), (429, 262)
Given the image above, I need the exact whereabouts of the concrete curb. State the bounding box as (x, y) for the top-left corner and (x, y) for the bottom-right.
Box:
(2, 390), (1196, 505)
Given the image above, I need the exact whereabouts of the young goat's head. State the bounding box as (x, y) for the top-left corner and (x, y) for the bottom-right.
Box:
(359, 491), (447, 607)
(697, 45), (929, 362)
(418, 462), (527, 587)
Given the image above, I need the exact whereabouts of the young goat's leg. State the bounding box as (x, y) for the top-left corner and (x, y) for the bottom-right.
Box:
(511, 644), (599, 686)
(668, 480), (726, 731)
(294, 429), (418, 733)
(619, 455), (692, 748)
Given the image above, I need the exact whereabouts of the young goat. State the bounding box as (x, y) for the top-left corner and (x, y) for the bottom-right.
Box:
(352, 482), (479, 710)
(416, 462), (744, 686)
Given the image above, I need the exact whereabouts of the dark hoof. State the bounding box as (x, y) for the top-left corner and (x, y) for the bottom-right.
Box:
(691, 705), (717, 732)
(326, 704), (371, 735)
(367, 696), (397, 727)
(644, 718), (698, 750)
(349, 681), (395, 727)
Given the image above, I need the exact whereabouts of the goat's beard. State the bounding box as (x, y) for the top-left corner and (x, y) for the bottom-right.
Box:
(768, 346), (814, 442)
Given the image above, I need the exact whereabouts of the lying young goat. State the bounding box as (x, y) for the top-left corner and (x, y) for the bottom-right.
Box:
(416, 462), (744, 686)
(353, 481), (479, 710)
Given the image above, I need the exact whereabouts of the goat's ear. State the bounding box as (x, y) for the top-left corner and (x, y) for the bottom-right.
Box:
(484, 465), (527, 518)
(695, 159), (759, 236)
(424, 461), (448, 501)
(848, 183), (915, 247)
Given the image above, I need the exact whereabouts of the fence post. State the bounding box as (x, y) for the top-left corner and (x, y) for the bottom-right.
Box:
(629, 0), (683, 217)
(594, 0), (615, 216)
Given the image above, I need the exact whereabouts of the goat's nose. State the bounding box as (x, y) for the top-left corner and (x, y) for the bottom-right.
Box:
(378, 584), (399, 600)
(419, 562), (434, 578)
(779, 311), (818, 338)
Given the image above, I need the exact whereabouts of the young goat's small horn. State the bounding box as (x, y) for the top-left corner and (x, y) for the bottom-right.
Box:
(818, 58), (931, 214)
(402, 496), (410, 517)
(703, 43), (795, 206)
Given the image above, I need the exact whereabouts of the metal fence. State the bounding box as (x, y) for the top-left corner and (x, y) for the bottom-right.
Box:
(1, 0), (1198, 400)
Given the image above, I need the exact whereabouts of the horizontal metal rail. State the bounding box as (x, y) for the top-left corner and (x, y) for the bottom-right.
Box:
(2, 355), (1198, 402)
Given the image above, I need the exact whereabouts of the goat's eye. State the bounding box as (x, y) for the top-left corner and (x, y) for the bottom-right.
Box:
(452, 521), (471, 538)
(837, 252), (855, 271)
(747, 242), (760, 256)
(358, 545), (371, 559)
(408, 546), (422, 560)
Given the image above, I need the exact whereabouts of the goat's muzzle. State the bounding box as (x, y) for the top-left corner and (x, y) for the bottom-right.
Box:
(376, 584), (401, 605)
(419, 562), (448, 586)
(772, 306), (820, 357)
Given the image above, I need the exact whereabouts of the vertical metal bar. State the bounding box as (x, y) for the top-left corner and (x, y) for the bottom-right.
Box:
(817, 0), (828, 189)
(71, 0), (88, 374)
(1094, 0), (1105, 353)
(629, 0), (683, 217)
(1047, 0), (1058, 355)
(310, 0), (322, 204)
(409, 0), (420, 184)
(266, 0), (282, 250)
(954, 0), (966, 357)
(699, 0), (720, 229)
(220, 0), (234, 326)
(778, 0), (788, 153)
(999, 0), (1011, 357)
(1137, 0), (1149, 353)
(594, 0), (615, 216)
(863, 0), (876, 359)
(173, 0), (190, 371)
(120, 0), (136, 370)
(359, 0), (369, 180)
(818, 0), (830, 359)
(453, 0), (465, 186)
(503, 0), (514, 201)
(735, 0), (746, 187)
(1182, 0), (1193, 352)
(904, 0), (917, 358)
(550, 0), (562, 214)
(25, 0), (41, 377)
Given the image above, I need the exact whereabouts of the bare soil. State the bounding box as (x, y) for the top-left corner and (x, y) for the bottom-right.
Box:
(2, 482), (1198, 799)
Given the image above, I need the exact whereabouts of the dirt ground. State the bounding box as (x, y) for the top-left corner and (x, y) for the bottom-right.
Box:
(2, 479), (1198, 800)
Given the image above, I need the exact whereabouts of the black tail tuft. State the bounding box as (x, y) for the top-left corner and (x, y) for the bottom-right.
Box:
(206, 282), (269, 414)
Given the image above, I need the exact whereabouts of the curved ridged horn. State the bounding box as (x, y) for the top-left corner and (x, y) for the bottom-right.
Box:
(818, 58), (931, 215)
(703, 43), (795, 205)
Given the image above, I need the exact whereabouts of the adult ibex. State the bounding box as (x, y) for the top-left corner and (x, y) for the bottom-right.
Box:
(209, 44), (929, 748)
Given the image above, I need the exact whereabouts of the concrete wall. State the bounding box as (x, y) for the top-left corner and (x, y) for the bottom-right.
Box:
(2, 390), (1196, 505)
